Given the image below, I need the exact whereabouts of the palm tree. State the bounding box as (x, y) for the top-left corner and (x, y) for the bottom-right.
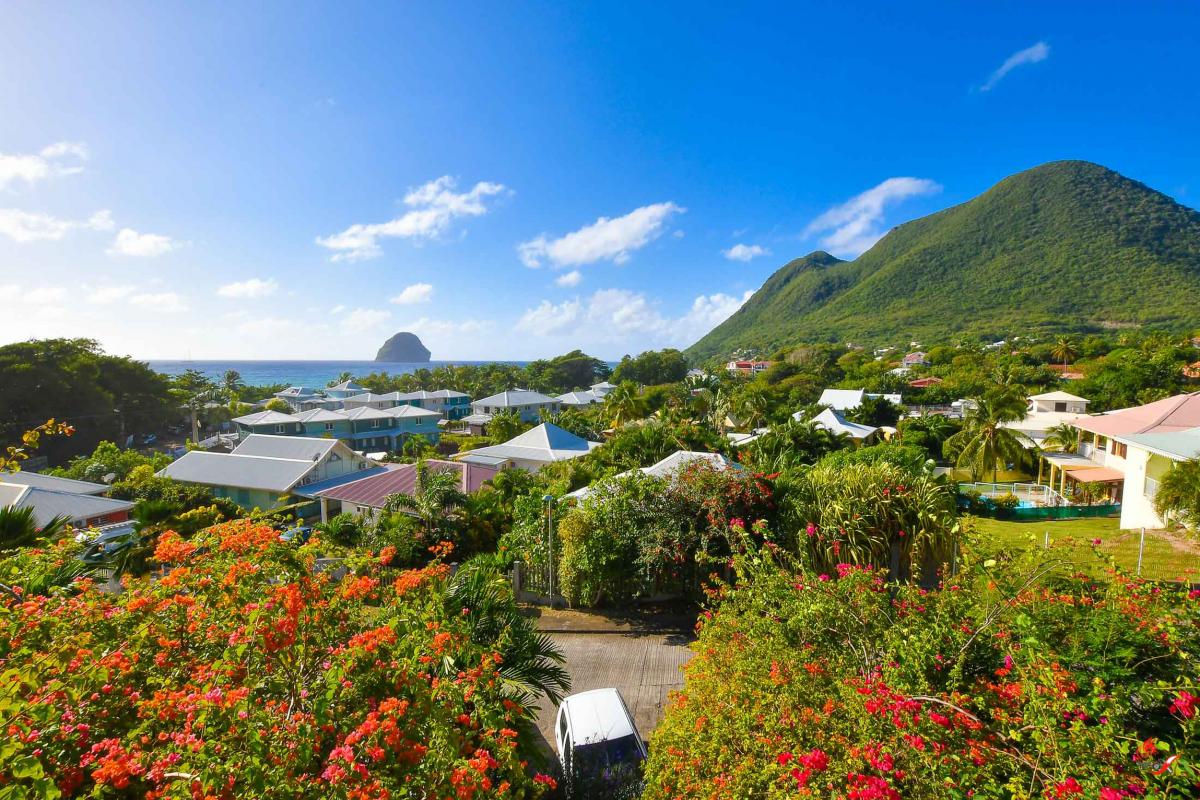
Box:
(220, 369), (245, 401)
(328, 371), (353, 387)
(443, 555), (570, 704)
(171, 369), (217, 444)
(1051, 336), (1078, 366)
(382, 462), (467, 543)
(734, 387), (771, 430)
(943, 394), (1029, 481)
(605, 381), (645, 428)
(487, 408), (525, 444)
(1042, 422), (1079, 453)
(0, 506), (71, 549)
(1155, 459), (1200, 531)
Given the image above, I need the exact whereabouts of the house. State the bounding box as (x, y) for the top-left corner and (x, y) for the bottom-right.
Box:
(817, 388), (902, 412)
(159, 434), (383, 512)
(726, 360), (772, 375)
(232, 404), (441, 451)
(557, 390), (604, 407)
(908, 377), (943, 389)
(1002, 391), (1090, 447)
(0, 471), (134, 529)
(313, 459), (499, 521)
(325, 379), (367, 399)
(902, 351), (930, 367)
(470, 389), (562, 423)
(1059, 392), (1200, 528)
(395, 389), (472, 419)
(564, 451), (735, 500)
(455, 423), (601, 472)
(342, 392), (402, 411)
(273, 386), (320, 410)
(802, 407), (879, 442)
(589, 381), (617, 398)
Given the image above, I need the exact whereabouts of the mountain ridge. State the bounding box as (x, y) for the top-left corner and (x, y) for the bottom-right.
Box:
(687, 160), (1200, 360)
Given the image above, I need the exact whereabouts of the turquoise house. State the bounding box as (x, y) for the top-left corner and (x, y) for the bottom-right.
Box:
(233, 405), (442, 452)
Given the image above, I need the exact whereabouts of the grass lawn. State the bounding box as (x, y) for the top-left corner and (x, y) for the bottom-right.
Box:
(969, 516), (1200, 583)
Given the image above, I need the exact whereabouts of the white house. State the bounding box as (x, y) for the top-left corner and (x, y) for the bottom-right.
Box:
(455, 423), (601, 472)
(470, 389), (562, 423)
(804, 407), (879, 442)
(1003, 391), (1090, 447)
(817, 388), (903, 412)
(0, 471), (134, 529)
(565, 451), (735, 500)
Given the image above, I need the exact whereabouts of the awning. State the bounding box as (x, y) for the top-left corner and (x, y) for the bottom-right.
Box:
(1065, 466), (1125, 483)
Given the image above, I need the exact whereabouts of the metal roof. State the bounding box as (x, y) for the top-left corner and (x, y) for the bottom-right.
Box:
(472, 389), (559, 407)
(232, 435), (339, 461)
(0, 470), (109, 495)
(233, 409), (299, 425)
(328, 380), (365, 391)
(385, 404), (442, 419)
(159, 451), (317, 493)
(315, 460), (498, 506)
(567, 450), (734, 500)
(291, 465), (392, 499)
(1074, 392), (1200, 438)
(557, 390), (602, 405)
(293, 408), (346, 423)
(457, 423), (600, 465)
(1029, 391), (1088, 403)
(1122, 428), (1200, 461)
(1, 482), (134, 527)
(811, 408), (878, 440)
(343, 406), (395, 421)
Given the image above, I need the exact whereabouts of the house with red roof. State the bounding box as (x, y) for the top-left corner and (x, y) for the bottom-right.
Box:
(313, 459), (499, 521)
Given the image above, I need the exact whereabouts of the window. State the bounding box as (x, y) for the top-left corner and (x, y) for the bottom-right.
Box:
(1111, 441), (1127, 458)
(274, 424), (285, 434)
(1054, 402), (1067, 413)
(371, 419), (380, 429)
(324, 422), (335, 432)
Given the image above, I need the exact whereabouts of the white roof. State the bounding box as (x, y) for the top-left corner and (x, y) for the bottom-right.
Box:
(159, 451), (316, 493)
(385, 404), (442, 419)
(1029, 391), (1089, 403)
(457, 423), (600, 465)
(398, 389), (470, 400)
(817, 388), (901, 411)
(233, 409), (299, 425)
(473, 389), (559, 407)
(275, 386), (318, 397)
(561, 688), (637, 745)
(343, 392), (396, 405)
(557, 390), (602, 405)
(812, 407), (878, 440)
(293, 408), (346, 423)
(231, 434), (339, 462)
(328, 380), (365, 391)
(566, 451), (734, 499)
(590, 381), (616, 391)
(0, 470), (109, 495)
(343, 406), (395, 421)
(0, 482), (134, 527)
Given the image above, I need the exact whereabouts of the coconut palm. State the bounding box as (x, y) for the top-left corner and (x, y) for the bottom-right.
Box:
(382, 461), (467, 543)
(1051, 336), (1078, 366)
(220, 369), (245, 401)
(745, 419), (848, 472)
(443, 555), (570, 704)
(734, 386), (771, 430)
(171, 368), (217, 444)
(0, 506), (71, 549)
(943, 393), (1029, 481)
(605, 381), (645, 428)
(1155, 459), (1200, 531)
(1042, 422), (1079, 453)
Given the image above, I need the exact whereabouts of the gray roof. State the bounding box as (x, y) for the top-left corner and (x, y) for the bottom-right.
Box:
(1, 482), (134, 527)
(0, 470), (109, 495)
(342, 392), (397, 405)
(231, 434), (340, 462)
(462, 413), (494, 425)
(457, 423), (600, 465)
(293, 408), (346, 423)
(1123, 428), (1200, 461)
(328, 380), (365, 391)
(557, 390), (603, 405)
(159, 450), (317, 492)
(233, 409), (299, 425)
(385, 404), (442, 419)
(275, 386), (318, 397)
(473, 389), (559, 408)
(343, 406), (395, 421)
(398, 389), (470, 401)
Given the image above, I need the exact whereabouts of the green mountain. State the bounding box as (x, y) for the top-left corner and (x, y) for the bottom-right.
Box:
(687, 161), (1200, 360)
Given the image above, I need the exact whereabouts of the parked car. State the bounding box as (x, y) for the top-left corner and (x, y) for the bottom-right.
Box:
(555, 688), (646, 789)
(279, 526), (312, 545)
(140, 433), (158, 445)
(79, 525), (139, 566)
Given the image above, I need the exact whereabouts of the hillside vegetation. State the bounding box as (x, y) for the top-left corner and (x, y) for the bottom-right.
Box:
(688, 161), (1200, 360)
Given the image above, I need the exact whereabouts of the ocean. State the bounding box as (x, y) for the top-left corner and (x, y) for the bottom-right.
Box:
(148, 360), (529, 388)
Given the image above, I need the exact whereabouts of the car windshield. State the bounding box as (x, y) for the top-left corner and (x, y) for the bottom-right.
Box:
(575, 734), (643, 768)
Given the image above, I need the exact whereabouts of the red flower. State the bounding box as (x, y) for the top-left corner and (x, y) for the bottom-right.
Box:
(1170, 691), (1196, 719)
(1051, 778), (1084, 797)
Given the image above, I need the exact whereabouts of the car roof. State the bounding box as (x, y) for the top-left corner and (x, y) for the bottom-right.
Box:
(562, 688), (636, 744)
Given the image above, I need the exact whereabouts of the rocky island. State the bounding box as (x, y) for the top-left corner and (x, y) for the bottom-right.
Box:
(375, 332), (432, 362)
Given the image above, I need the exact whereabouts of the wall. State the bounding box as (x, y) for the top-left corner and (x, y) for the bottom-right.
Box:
(1119, 446), (1165, 529)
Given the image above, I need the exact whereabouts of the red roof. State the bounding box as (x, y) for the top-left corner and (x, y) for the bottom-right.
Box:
(1073, 392), (1200, 438)
(907, 377), (943, 388)
(315, 459), (498, 508)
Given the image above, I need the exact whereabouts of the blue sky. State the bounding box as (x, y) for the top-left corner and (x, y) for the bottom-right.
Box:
(2, 2), (1198, 360)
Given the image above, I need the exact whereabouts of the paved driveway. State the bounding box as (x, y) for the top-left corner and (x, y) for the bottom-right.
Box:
(532, 627), (694, 754)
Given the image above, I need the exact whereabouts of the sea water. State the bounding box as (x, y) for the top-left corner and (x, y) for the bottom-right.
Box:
(147, 360), (529, 388)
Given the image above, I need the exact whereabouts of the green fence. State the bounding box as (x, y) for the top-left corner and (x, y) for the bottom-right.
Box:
(1006, 503), (1121, 521)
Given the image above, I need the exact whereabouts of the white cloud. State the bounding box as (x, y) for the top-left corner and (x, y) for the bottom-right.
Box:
(723, 243), (770, 262)
(0, 208), (113, 243)
(979, 41), (1050, 92)
(555, 270), (583, 288)
(518, 202), (684, 268)
(329, 304), (346, 315)
(317, 176), (507, 262)
(217, 278), (279, 299)
(389, 282), (434, 305)
(0, 141), (88, 189)
(25, 286), (68, 305)
(128, 291), (188, 313)
(340, 307), (392, 334)
(516, 286), (753, 348)
(107, 227), (182, 257)
(88, 285), (136, 304)
(804, 177), (941, 257)
(404, 317), (490, 338)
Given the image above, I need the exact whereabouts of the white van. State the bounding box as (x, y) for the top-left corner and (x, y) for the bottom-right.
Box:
(554, 688), (647, 780)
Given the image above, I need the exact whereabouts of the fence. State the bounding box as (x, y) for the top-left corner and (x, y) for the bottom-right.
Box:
(959, 481), (1065, 507)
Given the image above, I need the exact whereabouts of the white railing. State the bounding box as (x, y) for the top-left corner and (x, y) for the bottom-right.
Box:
(959, 481), (1069, 507)
(1145, 476), (1159, 499)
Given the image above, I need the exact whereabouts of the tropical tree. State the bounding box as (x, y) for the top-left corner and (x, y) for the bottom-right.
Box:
(0, 506), (71, 549)
(943, 393), (1030, 481)
(263, 398), (292, 413)
(220, 369), (245, 401)
(487, 408), (526, 443)
(382, 461), (467, 543)
(329, 371), (353, 387)
(1051, 336), (1079, 366)
(171, 368), (217, 443)
(605, 381), (645, 428)
(734, 386), (771, 430)
(743, 418), (848, 472)
(1042, 422), (1080, 453)
(1155, 459), (1200, 531)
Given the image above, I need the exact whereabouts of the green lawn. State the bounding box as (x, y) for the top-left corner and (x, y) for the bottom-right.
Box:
(969, 516), (1200, 583)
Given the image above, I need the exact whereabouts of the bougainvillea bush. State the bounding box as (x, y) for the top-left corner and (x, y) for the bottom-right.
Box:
(0, 520), (560, 798)
(643, 536), (1200, 798)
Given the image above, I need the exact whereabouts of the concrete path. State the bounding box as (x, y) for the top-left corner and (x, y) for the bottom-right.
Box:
(527, 607), (696, 756)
